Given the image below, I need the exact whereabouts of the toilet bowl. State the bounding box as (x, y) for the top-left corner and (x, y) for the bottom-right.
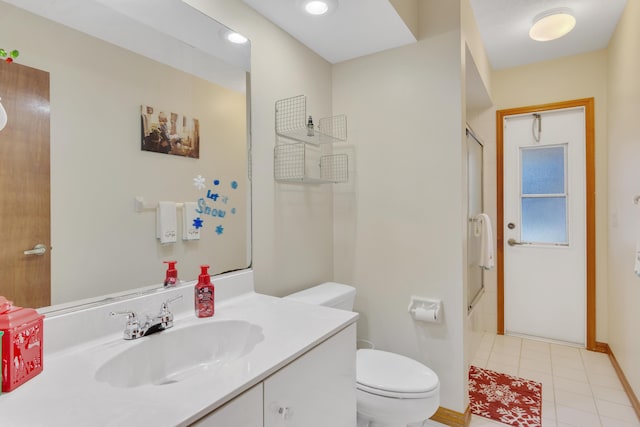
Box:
(284, 283), (440, 427)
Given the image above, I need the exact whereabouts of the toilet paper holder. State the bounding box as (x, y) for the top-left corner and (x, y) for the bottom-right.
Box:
(408, 296), (442, 323)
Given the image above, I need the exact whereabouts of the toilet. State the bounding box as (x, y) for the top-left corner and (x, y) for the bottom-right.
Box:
(284, 282), (440, 427)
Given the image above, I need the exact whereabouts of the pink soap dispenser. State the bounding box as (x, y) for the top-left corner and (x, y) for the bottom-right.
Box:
(195, 265), (214, 318)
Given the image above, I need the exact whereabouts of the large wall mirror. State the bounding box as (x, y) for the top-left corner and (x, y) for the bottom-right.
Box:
(0, 0), (251, 313)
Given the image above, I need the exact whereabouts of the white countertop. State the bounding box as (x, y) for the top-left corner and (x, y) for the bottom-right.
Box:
(0, 272), (357, 426)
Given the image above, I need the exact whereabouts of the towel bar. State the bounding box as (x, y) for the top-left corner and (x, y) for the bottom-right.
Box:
(135, 196), (185, 212)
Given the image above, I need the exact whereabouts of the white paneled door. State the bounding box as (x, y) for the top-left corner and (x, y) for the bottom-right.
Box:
(503, 107), (586, 345)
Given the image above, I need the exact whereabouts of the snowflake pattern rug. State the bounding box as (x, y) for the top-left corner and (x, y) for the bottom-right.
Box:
(469, 365), (542, 427)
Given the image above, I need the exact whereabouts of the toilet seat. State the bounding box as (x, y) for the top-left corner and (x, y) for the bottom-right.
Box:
(357, 349), (439, 399)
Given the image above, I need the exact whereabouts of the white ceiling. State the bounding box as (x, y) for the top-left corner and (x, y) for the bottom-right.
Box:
(241, 0), (416, 64)
(470, 0), (628, 70)
(6, 0), (250, 91)
(243, 0), (628, 70)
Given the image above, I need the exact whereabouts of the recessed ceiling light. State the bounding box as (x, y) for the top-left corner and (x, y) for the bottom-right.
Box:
(226, 32), (248, 44)
(305, 1), (328, 15)
(299, 0), (337, 16)
(529, 9), (576, 42)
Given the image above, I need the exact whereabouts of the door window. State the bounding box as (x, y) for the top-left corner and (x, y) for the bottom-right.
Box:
(520, 144), (568, 244)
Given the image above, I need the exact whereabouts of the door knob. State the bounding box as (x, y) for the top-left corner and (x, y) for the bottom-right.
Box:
(23, 244), (47, 256)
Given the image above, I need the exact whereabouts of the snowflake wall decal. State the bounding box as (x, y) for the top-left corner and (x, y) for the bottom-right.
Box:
(193, 175), (206, 190)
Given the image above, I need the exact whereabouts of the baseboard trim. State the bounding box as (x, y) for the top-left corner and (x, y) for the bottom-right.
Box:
(594, 342), (640, 421)
(430, 405), (471, 427)
(593, 340), (609, 354)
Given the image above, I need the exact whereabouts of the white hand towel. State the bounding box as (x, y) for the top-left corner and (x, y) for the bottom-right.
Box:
(477, 213), (494, 270)
(156, 201), (177, 244)
(182, 202), (201, 241)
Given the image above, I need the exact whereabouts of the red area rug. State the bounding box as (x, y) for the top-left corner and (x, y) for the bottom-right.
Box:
(469, 365), (542, 427)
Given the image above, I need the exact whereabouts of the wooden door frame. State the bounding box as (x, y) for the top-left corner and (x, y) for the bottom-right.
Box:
(496, 98), (596, 351)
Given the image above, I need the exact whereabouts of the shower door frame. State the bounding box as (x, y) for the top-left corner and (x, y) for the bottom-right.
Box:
(467, 127), (485, 313)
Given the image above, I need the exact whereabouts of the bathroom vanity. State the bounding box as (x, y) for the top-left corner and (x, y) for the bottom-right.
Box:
(0, 270), (358, 426)
(194, 323), (355, 426)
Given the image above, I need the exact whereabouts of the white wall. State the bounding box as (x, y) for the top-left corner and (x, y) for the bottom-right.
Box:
(461, 0), (492, 99)
(332, 0), (468, 412)
(606, 0), (640, 399)
(191, 0), (498, 414)
(169, 0), (336, 297)
(490, 49), (610, 342)
(186, 0), (481, 415)
(461, 0), (495, 376)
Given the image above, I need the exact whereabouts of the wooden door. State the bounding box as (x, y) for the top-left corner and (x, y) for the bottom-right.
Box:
(0, 61), (51, 308)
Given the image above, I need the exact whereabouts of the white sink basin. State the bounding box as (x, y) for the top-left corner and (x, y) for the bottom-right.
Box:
(95, 319), (264, 388)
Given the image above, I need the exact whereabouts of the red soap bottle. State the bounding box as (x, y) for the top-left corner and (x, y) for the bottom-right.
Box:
(195, 265), (214, 318)
(163, 260), (178, 287)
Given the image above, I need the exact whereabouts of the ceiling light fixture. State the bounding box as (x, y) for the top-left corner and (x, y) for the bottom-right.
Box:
(299, 0), (337, 16)
(219, 28), (249, 45)
(305, 1), (328, 15)
(226, 32), (248, 44)
(529, 9), (576, 42)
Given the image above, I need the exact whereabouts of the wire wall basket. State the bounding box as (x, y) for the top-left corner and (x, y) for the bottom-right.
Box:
(320, 154), (348, 183)
(275, 95), (347, 145)
(318, 114), (347, 141)
(274, 142), (348, 184)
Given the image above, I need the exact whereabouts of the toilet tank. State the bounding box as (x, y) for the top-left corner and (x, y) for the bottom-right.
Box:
(284, 282), (356, 311)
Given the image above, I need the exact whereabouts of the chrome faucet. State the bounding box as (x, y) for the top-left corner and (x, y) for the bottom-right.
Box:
(111, 295), (183, 340)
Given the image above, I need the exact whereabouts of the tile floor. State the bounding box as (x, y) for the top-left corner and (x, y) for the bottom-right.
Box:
(468, 333), (640, 427)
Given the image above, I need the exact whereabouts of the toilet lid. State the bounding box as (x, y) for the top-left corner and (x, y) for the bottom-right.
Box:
(357, 349), (439, 397)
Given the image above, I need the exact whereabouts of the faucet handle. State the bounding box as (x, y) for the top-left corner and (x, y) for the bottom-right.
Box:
(110, 311), (143, 340)
(158, 294), (183, 329)
(160, 294), (183, 313)
(110, 310), (137, 320)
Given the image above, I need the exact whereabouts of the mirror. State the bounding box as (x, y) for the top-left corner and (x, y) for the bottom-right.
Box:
(0, 0), (251, 313)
